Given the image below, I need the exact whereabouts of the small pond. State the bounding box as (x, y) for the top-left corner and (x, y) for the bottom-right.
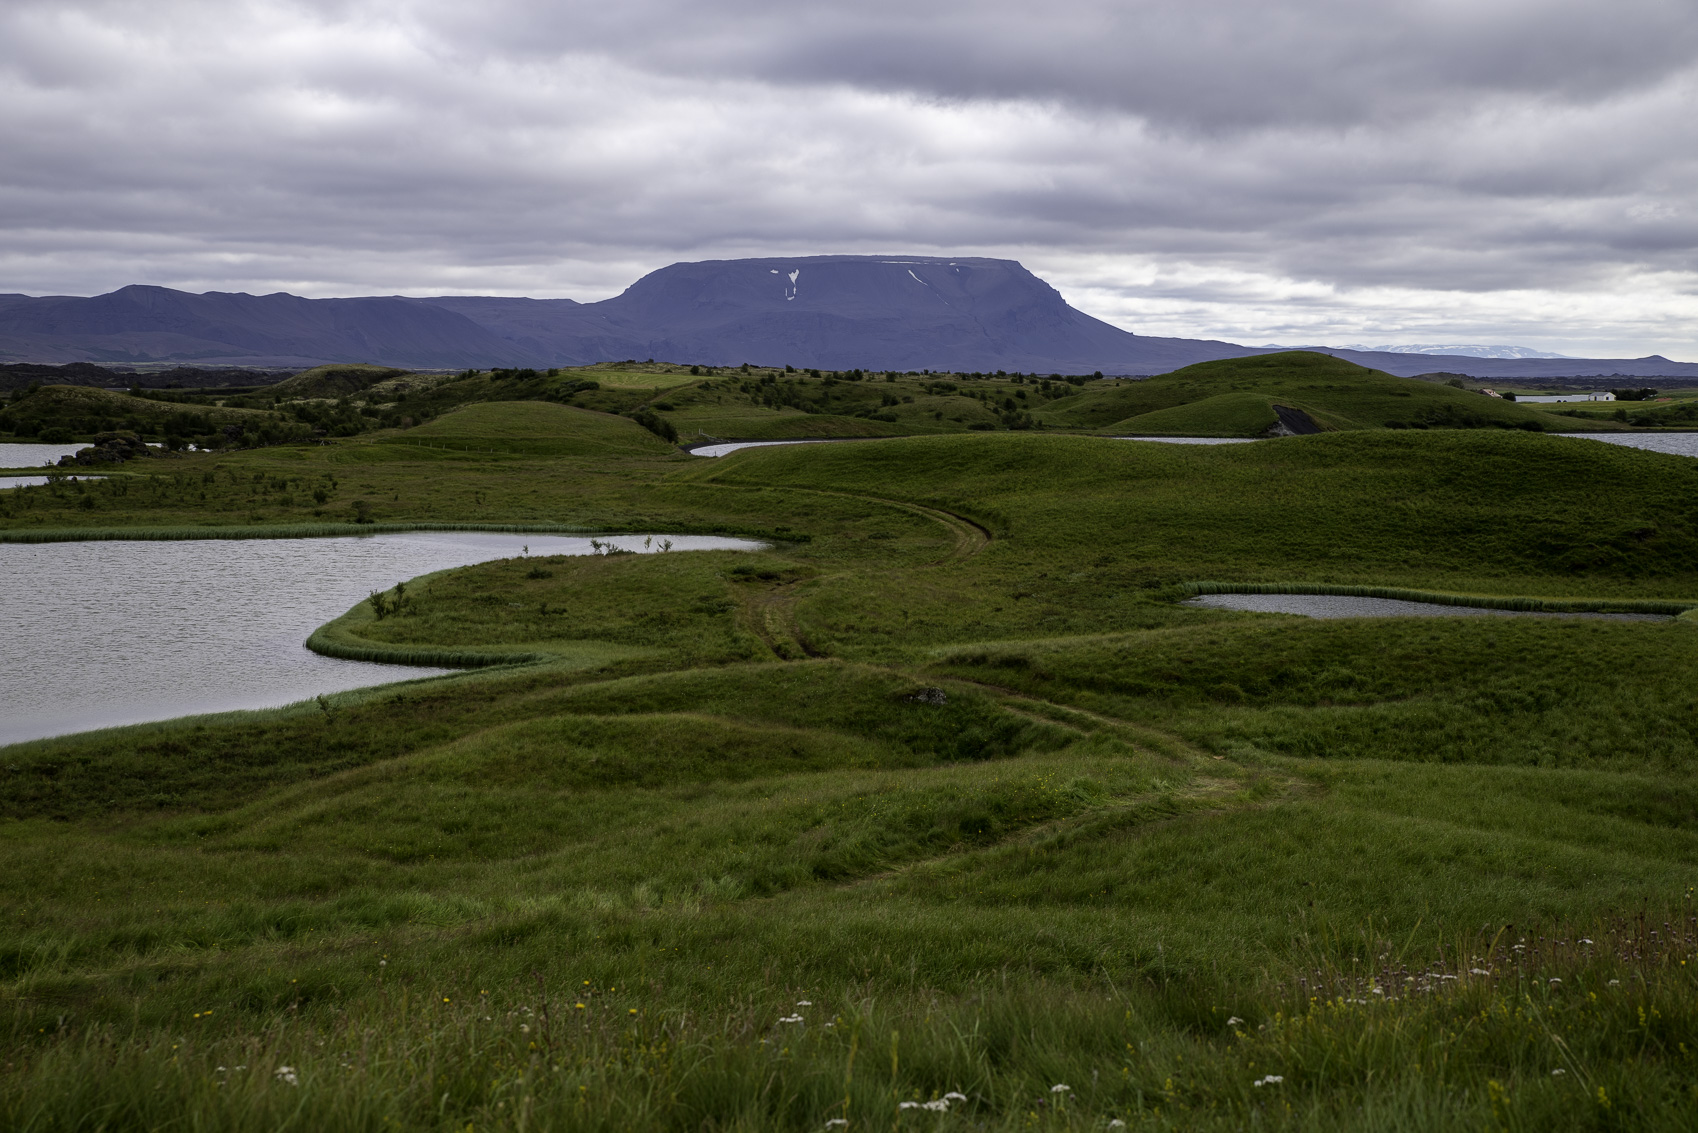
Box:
(1, 475), (102, 491)
(0, 442), (90, 469)
(1113, 436), (1259, 445)
(1184, 593), (1668, 621)
(690, 436), (1262, 457)
(0, 531), (761, 747)
(1560, 433), (1698, 458)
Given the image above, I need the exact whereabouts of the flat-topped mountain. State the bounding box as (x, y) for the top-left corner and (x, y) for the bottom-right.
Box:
(3, 258), (1695, 379)
(540, 255), (1259, 374)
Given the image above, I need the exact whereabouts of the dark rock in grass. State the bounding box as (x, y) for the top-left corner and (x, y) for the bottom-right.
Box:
(1267, 404), (1324, 436)
(908, 687), (949, 706)
(57, 430), (164, 465)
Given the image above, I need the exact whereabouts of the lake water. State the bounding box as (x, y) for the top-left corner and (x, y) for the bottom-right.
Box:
(690, 439), (844, 458)
(1184, 593), (1668, 621)
(690, 436), (1261, 457)
(1, 475), (102, 490)
(1113, 436), (1259, 445)
(0, 442), (89, 468)
(1561, 433), (1698, 458)
(0, 531), (760, 747)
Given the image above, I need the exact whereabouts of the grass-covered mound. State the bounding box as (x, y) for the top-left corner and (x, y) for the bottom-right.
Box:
(4, 425), (1698, 1129)
(265, 363), (411, 400)
(372, 401), (683, 458)
(1040, 351), (1583, 435)
(698, 430), (1698, 596)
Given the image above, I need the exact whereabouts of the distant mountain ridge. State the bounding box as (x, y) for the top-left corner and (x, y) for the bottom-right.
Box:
(2, 257), (1694, 380)
(1334, 344), (1571, 360)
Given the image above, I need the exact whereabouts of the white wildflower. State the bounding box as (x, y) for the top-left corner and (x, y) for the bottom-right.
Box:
(1469, 968), (1491, 976)
(898, 1101), (920, 1110)
(1608, 979), (1621, 986)
(944, 1092), (967, 1102)
(825, 1121), (849, 1129)
(1051, 1083), (1071, 1093)
(778, 1014), (805, 1024)
(1226, 1016), (1243, 1026)
(275, 1065), (299, 1086)
(1580, 938), (1594, 945)
(796, 1000), (813, 1006)
(1552, 1068), (1567, 1076)
(922, 1099), (950, 1112)
(1549, 977), (1562, 984)
(1254, 1075), (1284, 1087)
(1109, 1122), (1127, 1130)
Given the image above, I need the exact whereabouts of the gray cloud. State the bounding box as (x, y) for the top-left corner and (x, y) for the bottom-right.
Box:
(0, 0), (1694, 358)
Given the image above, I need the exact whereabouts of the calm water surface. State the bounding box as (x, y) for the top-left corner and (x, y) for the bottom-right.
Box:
(1185, 594), (1666, 621)
(1560, 433), (1698, 458)
(0, 532), (759, 746)
(1, 475), (101, 490)
(691, 436), (1261, 456)
(0, 442), (88, 468)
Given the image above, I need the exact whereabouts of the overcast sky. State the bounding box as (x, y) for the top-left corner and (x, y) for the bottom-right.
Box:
(2, 0), (1694, 358)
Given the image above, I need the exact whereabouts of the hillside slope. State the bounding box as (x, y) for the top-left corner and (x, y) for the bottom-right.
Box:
(1038, 352), (1591, 435)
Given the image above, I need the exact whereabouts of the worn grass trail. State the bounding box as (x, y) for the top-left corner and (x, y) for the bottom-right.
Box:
(4, 412), (1698, 1129)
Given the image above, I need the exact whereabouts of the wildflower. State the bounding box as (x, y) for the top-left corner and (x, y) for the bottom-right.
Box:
(1549, 978), (1562, 985)
(519, 1024), (530, 1033)
(575, 1003), (585, 1010)
(1580, 938), (1594, 945)
(1552, 1069), (1566, 1076)
(1226, 1016), (1244, 1026)
(629, 1008), (638, 1015)
(922, 1099), (950, 1112)
(797, 1000), (813, 1006)
(275, 1066), (299, 1086)
(826, 1121), (848, 1129)
(1469, 968), (1490, 976)
(1254, 1075), (1284, 1087)
(778, 1014), (805, 1024)
(898, 1101), (921, 1110)
(1608, 979), (1621, 986)
(944, 1092), (967, 1102)
(1051, 1083), (1071, 1093)
(1109, 1122), (1127, 1130)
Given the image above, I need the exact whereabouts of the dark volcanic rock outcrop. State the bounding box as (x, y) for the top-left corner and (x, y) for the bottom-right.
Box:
(58, 431), (165, 465)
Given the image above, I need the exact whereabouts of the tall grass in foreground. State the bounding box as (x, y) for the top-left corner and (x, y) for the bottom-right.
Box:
(5, 906), (1694, 1131)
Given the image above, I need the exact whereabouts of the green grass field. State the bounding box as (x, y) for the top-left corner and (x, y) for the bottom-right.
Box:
(3, 371), (1696, 1130)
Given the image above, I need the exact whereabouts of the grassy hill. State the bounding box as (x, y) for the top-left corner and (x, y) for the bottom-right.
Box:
(370, 401), (683, 458)
(3, 415), (1696, 1127)
(1037, 351), (1589, 435)
(265, 363), (411, 400)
